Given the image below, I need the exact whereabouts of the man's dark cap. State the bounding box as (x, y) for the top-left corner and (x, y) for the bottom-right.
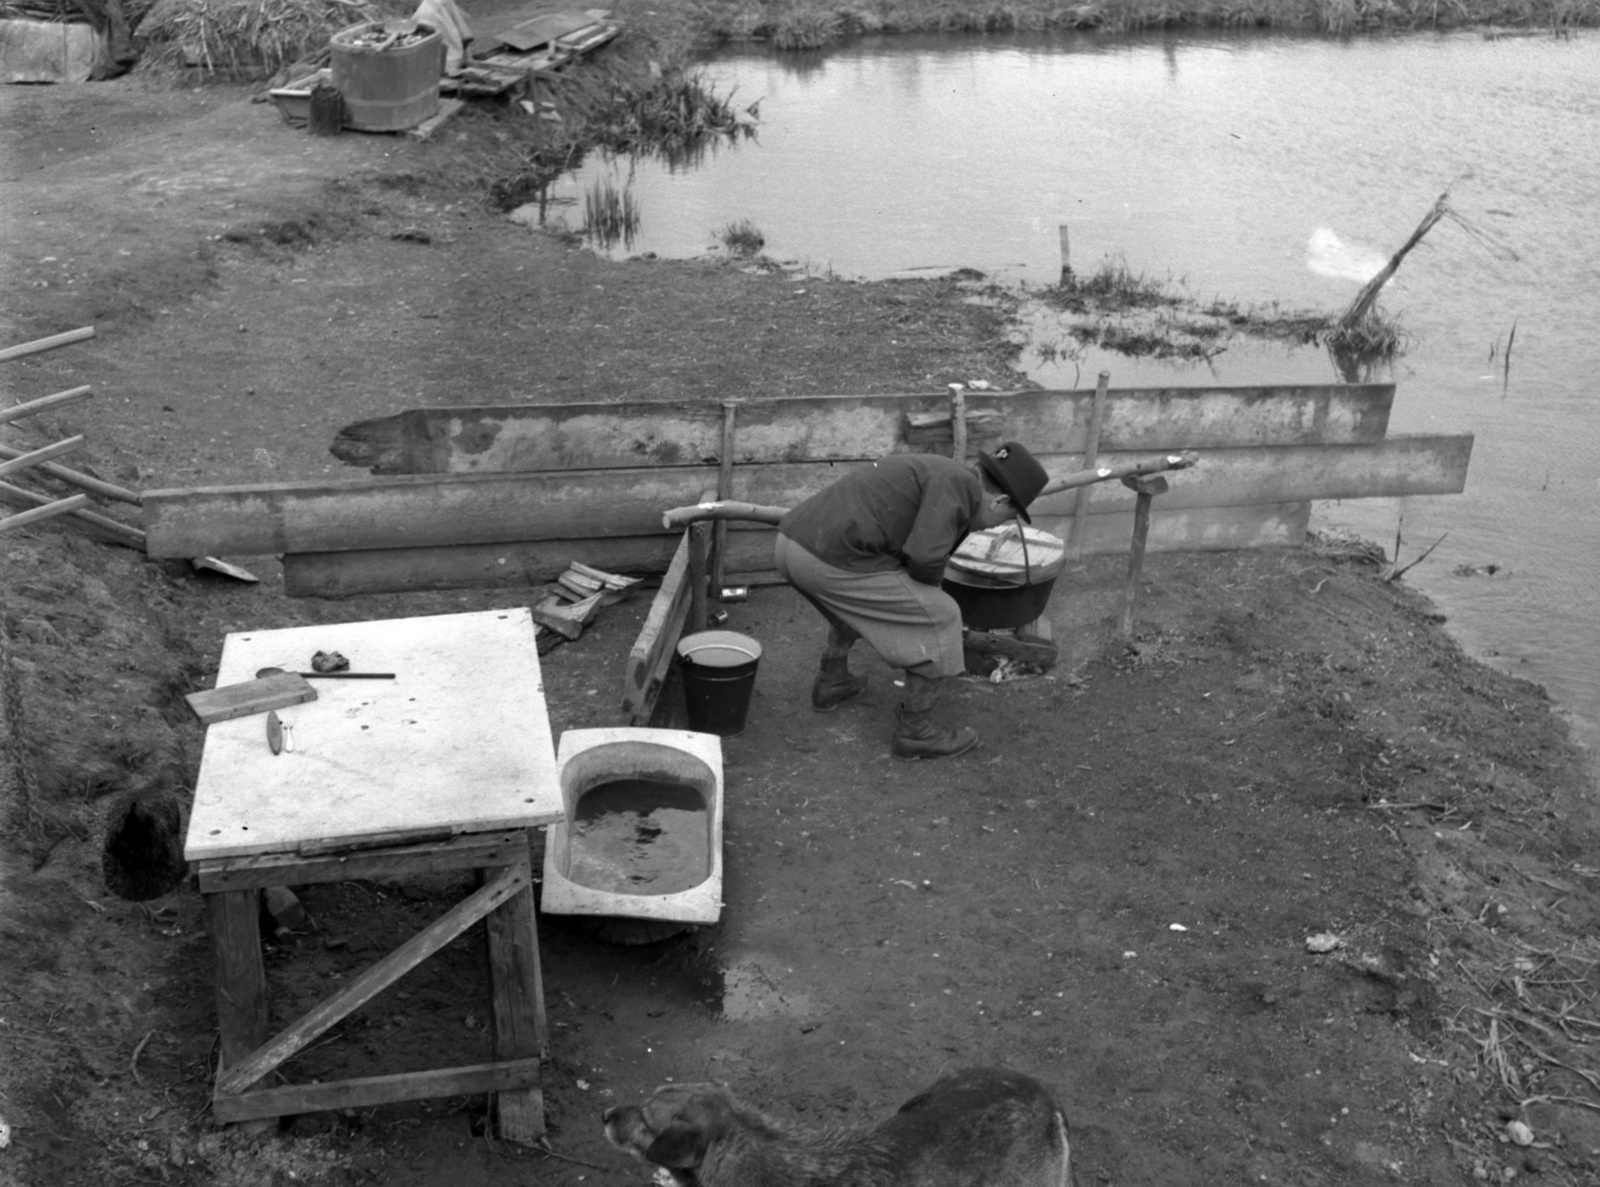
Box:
(977, 441), (1049, 524)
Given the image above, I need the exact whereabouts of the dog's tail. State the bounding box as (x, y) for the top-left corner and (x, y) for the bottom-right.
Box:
(1051, 1107), (1075, 1187)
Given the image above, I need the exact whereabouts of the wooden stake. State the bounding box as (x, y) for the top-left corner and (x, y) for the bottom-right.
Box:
(0, 326), (95, 363)
(1068, 371), (1110, 556)
(0, 493), (89, 534)
(947, 384), (967, 461)
(0, 385), (92, 426)
(0, 478), (145, 549)
(1058, 224), (1072, 287)
(688, 522), (709, 633)
(712, 402), (737, 590)
(1119, 474), (1168, 637)
(0, 442), (141, 503)
(0, 436), (84, 480)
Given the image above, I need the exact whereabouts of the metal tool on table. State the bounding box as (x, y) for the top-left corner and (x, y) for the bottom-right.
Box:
(265, 711), (293, 754)
(255, 667), (395, 680)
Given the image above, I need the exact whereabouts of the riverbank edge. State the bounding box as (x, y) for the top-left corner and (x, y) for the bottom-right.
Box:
(636, 0), (1600, 57)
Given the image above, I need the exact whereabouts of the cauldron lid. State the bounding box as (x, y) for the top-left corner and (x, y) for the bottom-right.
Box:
(947, 524), (1066, 584)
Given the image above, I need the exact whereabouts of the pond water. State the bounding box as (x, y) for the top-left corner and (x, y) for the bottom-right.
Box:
(548, 30), (1600, 758)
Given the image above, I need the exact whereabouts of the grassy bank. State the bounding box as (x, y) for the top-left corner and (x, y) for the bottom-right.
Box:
(639, 0), (1599, 53)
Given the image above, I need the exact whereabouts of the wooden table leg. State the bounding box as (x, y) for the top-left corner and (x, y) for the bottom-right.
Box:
(205, 888), (270, 1075)
(484, 854), (546, 1144)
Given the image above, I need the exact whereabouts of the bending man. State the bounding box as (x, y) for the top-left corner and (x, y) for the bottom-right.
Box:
(774, 442), (1048, 760)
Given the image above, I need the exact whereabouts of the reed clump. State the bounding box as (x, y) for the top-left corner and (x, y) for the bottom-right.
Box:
(487, 51), (758, 210)
(583, 180), (642, 250)
(719, 217), (767, 255)
(1048, 256), (1178, 312)
(137, 0), (395, 77)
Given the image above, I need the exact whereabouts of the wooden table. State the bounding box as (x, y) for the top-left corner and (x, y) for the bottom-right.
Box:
(183, 608), (562, 1141)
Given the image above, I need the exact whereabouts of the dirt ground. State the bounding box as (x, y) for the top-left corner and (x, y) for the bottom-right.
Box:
(4, 48), (1600, 1187)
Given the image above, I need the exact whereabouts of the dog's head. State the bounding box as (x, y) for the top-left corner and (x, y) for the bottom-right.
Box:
(603, 1082), (739, 1171)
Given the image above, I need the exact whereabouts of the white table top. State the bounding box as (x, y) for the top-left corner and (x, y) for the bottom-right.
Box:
(185, 608), (562, 862)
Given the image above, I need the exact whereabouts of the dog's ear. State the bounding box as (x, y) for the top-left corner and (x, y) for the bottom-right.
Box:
(644, 1117), (709, 1169)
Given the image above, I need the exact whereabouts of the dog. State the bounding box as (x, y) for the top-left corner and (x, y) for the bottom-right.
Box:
(602, 1065), (1072, 1186)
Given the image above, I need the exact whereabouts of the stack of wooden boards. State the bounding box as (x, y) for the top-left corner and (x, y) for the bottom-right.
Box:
(140, 383), (1474, 599)
(444, 7), (619, 100)
(531, 560), (642, 643)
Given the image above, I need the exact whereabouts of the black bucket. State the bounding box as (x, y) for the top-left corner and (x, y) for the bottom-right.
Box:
(677, 631), (762, 737)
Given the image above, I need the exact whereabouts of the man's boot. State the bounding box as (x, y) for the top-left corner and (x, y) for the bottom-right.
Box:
(891, 671), (978, 760)
(812, 625), (867, 712)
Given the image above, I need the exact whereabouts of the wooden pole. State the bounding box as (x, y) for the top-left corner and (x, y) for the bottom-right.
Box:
(947, 384), (967, 462)
(663, 453), (1199, 532)
(0, 479), (146, 549)
(0, 385), (93, 425)
(1119, 474), (1168, 637)
(0, 494), (90, 535)
(0, 437), (85, 480)
(1058, 225), (1072, 287)
(688, 523), (710, 633)
(0, 442), (141, 504)
(0, 326), (95, 363)
(1069, 371), (1109, 556)
(712, 402), (737, 592)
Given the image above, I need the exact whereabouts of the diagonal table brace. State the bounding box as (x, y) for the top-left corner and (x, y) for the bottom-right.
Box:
(216, 863), (530, 1097)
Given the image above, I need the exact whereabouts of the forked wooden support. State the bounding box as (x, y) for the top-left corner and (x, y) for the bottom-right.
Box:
(1119, 473), (1170, 637)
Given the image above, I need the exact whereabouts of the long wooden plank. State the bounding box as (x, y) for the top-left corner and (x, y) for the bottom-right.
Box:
(211, 1058), (543, 1123)
(1030, 436), (1473, 516)
(283, 505), (1309, 600)
(0, 493), (90, 534)
(1037, 501), (1313, 555)
(282, 532), (778, 599)
(329, 385), (1395, 474)
(217, 864), (529, 1096)
(145, 435), (1470, 560)
(0, 325), (95, 363)
(0, 384), (92, 425)
(197, 830), (526, 893)
(623, 531), (692, 726)
(0, 479), (146, 548)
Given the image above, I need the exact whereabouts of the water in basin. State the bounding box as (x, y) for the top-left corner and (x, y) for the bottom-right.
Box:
(565, 778), (710, 897)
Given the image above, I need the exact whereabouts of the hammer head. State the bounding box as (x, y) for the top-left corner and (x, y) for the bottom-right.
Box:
(1121, 474), (1170, 495)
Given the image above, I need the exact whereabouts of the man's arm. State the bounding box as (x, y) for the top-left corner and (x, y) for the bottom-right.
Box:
(901, 479), (976, 584)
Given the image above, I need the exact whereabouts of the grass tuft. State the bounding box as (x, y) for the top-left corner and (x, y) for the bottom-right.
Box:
(719, 217), (766, 255)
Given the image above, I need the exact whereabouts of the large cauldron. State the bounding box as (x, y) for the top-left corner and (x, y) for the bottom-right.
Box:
(941, 525), (1067, 630)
